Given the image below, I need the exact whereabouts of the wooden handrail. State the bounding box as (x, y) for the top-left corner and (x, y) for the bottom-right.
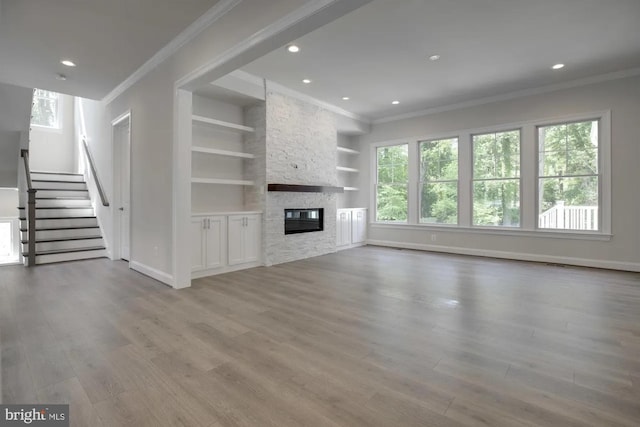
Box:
(82, 138), (109, 207)
(21, 149), (36, 267)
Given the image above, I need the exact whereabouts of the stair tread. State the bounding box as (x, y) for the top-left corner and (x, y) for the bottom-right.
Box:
(23, 246), (106, 256)
(18, 206), (93, 210)
(21, 226), (100, 232)
(32, 171), (83, 176)
(22, 236), (103, 244)
(18, 206), (93, 209)
(20, 216), (97, 220)
(32, 179), (86, 183)
(33, 188), (89, 191)
(36, 197), (90, 200)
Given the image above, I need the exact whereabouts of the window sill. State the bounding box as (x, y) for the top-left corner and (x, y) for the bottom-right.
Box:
(31, 124), (63, 134)
(370, 222), (612, 241)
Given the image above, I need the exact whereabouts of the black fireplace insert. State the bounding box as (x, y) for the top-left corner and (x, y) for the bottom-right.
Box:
(284, 208), (324, 234)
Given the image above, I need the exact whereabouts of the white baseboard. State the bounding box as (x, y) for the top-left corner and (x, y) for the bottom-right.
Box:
(191, 261), (263, 280)
(130, 261), (174, 286)
(336, 242), (366, 252)
(366, 239), (640, 272)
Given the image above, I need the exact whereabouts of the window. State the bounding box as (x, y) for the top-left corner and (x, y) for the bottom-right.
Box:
(419, 138), (458, 224)
(472, 130), (521, 227)
(376, 144), (408, 222)
(538, 120), (599, 231)
(31, 89), (60, 129)
(370, 111), (609, 237)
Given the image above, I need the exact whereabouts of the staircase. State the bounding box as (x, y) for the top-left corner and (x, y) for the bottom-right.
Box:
(19, 171), (107, 265)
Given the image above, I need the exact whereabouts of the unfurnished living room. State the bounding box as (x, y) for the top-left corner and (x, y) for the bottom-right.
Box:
(1, 0), (640, 426)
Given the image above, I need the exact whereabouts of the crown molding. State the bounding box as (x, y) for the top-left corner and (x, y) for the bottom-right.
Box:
(373, 67), (640, 125)
(102, 0), (242, 105)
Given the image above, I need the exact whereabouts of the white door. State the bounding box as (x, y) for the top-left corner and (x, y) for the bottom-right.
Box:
(205, 216), (225, 269)
(116, 119), (131, 260)
(227, 215), (245, 265)
(190, 217), (206, 271)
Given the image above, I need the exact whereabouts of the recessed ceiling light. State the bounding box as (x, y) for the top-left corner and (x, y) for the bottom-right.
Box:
(56, 73), (67, 81)
(342, 96), (350, 101)
(287, 45), (300, 53)
(429, 54), (441, 61)
(61, 60), (76, 67)
(552, 63), (565, 70)
(302, 79), (312, 84)
(392, 100), (400, 105)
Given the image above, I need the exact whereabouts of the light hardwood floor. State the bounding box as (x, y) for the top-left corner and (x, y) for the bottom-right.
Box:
(1, 246), (640, 426)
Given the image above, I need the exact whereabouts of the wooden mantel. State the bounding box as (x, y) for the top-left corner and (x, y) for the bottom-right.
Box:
(267, 184), (344, 193)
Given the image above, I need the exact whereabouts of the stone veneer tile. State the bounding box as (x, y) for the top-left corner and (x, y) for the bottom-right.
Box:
(264, 91), (338, 266)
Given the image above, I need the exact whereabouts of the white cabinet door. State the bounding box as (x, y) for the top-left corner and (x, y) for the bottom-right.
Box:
(227, 215), (245, 266)
(205, 216), (225, 269)
(228, 214), (261, 265)
(243, 214), (261, 264)
(337, 210), (352, 247)
(351, 209), (367, 244)
(190, 217), (206, 272)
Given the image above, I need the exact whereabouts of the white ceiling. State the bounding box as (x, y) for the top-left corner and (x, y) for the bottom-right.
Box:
(242, 0), (640, 121)
(0, 0), (221, 99)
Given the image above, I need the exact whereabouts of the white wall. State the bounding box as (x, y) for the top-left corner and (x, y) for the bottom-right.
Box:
(0, 82), (32, 188)
(0, 131), (20, 187)
(356, 75), (640, 270)
(97, 0), (310, 283)
(30, 94), (77, 173)
(0, 188), (18, 217)
(75, 97), (113, 257)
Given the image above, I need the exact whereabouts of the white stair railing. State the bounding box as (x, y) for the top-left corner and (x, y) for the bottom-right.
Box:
(539, 201), (598, 231)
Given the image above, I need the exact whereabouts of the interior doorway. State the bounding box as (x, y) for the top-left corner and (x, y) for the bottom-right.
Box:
(112, 112), (131, 262)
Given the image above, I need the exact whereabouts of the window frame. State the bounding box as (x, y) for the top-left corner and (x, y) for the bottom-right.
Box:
(418, 136), (460, 225)
(471, 128), (523, 229)
(535, 117), (604, 233)
(31, 89), (62, 131)
(369, 110), (611, 240)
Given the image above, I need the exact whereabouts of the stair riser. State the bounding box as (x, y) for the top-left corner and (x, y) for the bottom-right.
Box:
(25, 249), (108, 265)
(21, 228), (101, 240)
(35, 190), (90, 198)
(31, 173), (84, 182)
(32, 182), (87, 191)
(21, 218), (98, 229)
(36, 199), (91, 208)
(22, 239), (104, 252)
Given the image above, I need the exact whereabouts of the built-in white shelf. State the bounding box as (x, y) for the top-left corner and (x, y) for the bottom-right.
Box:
(191, 146), (255, 159)
(337, 166), (359, 173)
(192, 115), (255, 133)
(337, 146), (360, 155)
(343, 187), (359, 191)
(191, 177), (255, 186)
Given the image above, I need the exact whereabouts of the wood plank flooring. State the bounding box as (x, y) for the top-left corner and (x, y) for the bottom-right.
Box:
(1, 246), (640, 426)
